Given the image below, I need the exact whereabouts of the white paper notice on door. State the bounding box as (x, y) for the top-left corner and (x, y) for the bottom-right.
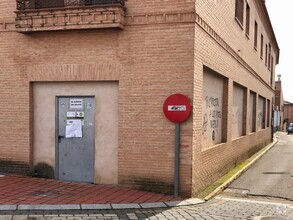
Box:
(65, 120), (82, 138)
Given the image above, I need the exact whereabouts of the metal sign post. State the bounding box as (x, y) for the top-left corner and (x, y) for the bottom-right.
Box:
(163, 94), (192, 197)
(174, 123), (180, 197)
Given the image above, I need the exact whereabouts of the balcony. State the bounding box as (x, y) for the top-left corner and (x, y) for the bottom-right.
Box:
(15, 0), (126, 33)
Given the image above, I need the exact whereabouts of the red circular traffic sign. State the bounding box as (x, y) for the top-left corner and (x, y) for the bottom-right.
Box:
(163, 94), (192, 123)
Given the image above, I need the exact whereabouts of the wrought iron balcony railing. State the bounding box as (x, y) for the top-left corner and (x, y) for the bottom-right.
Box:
(17, 0), (124, 11)
(15, 0), (126, 32)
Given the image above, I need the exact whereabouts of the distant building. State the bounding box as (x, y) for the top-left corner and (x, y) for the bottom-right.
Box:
(274, 75), (284, 131)
(284, 101), (293, 128)
(0, 0), (279, 196)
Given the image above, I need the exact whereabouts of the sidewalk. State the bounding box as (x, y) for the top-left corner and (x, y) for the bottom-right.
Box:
(0, 175), (203, 211)
(0, 135), (281, 213)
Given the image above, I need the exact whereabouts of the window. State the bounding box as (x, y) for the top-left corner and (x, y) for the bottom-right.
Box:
(260, 34), (264, 58)
(254, 21), (258, 49)
(249, 92), (256, 133)
(265, 44), (268, 65)
(202, 66), (228, 149)
(235, 0), (244, 27)
(270, 57), (274, 85)
(245, 4), (250, 35)
(232, 83), (247, 139)
(258, 96), (266, 130)
(268, 44), (271, 70)
(267, 100), (271, 127)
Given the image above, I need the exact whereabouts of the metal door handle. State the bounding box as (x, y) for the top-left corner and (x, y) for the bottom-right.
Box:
(58, 135), (64, 143)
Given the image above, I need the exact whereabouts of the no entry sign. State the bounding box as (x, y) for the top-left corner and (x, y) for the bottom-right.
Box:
(163, 94), (191, 123)
(163, 93), (192, 196)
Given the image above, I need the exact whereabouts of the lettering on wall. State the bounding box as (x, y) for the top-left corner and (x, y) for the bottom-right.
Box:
(202, 96), (222, 141)
(258, 97), (265, 130)
(258, 112), (263, 129)
(202, 67), (224, 149)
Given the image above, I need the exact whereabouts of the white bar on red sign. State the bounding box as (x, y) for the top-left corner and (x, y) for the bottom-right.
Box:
(168, 105), (187, 111)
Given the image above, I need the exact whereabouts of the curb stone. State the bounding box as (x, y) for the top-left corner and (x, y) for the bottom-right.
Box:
(140, 202), (167, 209)
(17, 204), (80, 211)
(0, 198), (205, 211)
(0, 205), (16, 211)
(81, 204), (111, 210)
(110, 204), (140, 209)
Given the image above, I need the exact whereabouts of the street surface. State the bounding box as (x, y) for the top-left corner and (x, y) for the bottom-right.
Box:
(226, 132), (293, 200)
(0, 132), (292, 219)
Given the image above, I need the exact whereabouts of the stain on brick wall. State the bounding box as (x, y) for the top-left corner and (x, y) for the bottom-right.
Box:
(0, 160), (30, 175)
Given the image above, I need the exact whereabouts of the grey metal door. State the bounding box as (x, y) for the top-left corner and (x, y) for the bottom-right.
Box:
(57, 97), (95, 183)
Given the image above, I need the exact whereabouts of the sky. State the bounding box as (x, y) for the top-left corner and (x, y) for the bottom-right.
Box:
(266, 0), (293, 102)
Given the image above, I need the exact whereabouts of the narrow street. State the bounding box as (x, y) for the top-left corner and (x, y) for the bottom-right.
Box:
(222, 132), (293, 200)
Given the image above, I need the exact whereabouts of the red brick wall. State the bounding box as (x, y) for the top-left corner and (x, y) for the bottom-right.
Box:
(192, 0), (276, 195)
(117, 23), (195, 195)
(0, 0), (277, 196)
(284, 104), (293, 124)
(0, 0), (195, 195)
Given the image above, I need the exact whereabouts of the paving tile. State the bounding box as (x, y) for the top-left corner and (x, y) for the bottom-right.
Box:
(164, 200), (193, 207)
(28, 215), (44, 218)
(144, 195), (167, 203)
(11, 215), (28, 220)
(184, 198), (205, 205)
(132, 194), (156, 204)
(0, 215), (13, 220)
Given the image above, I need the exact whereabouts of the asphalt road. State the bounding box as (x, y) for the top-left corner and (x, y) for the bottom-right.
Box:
(227, 132), (293, 200)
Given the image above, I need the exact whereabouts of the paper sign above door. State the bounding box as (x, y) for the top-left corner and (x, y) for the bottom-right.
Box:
(70, 99), (83, 109)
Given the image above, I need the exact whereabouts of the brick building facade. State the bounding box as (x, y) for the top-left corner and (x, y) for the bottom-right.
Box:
(274, 75), (284, 131)
(284, 101), (293, 126)
(0, 0), (279, 196)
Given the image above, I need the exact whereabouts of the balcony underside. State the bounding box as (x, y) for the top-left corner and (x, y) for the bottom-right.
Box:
(15, 0), (125, 32)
